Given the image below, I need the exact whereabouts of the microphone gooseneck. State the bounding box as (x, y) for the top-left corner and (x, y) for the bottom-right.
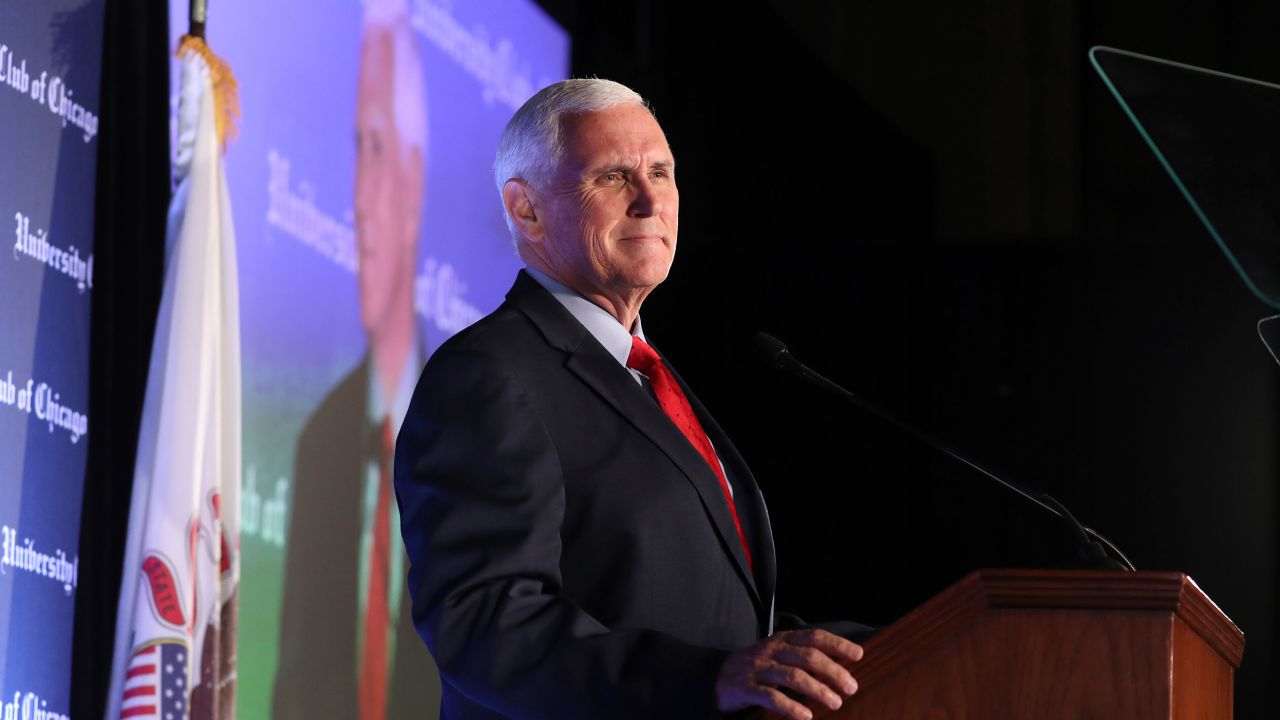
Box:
(753, 331), (1134, 572)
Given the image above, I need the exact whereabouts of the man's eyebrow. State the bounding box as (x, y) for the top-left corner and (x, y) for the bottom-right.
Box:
(584, 157), (638, 175)
(585, 158), (675, 175)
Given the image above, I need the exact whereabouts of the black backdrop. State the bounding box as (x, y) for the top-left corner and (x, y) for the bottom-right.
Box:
(73, 0), (168, 717)
(74, 0), (1277, 717)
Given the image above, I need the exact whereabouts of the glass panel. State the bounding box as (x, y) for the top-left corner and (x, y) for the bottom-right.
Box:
(1090, 47), (1280, 310)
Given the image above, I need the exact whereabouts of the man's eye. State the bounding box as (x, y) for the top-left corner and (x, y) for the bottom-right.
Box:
(602, 172), (623, 182)
(356, 133), (383, 160)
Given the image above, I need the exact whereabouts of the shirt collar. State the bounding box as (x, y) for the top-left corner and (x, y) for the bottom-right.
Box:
(524, 266), (646, 368)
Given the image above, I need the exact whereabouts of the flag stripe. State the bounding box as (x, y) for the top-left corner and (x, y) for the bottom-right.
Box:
(122, 686), (155, 699)
(126, 664), (155, 679)
(120, 706), (155, 718)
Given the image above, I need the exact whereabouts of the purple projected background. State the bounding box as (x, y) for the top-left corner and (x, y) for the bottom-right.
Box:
(168, 0), (567, 715)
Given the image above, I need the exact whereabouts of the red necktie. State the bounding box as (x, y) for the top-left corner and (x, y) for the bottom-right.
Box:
(627, 336), (753, 572)
(359, 416), (393, 720)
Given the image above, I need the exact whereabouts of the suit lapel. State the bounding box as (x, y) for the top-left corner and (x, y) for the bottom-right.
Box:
(565, 349), (763, 604)
(506, 272), (765, 611)
(672, 364), (778, 614)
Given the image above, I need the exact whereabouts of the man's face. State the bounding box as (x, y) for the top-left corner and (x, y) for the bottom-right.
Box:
(535, 103), (679, 299)
(354, 29), (418, 335)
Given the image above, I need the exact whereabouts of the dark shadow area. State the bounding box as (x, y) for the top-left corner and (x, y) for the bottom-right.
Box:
(71, 1), (169, 717)
(537, 0), (1277, 714)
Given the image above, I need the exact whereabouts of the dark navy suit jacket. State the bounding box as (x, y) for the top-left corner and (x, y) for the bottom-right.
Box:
(394, 271), (781, 719)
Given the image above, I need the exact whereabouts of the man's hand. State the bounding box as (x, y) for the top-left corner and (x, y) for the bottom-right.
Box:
(715, 629), (863, 720)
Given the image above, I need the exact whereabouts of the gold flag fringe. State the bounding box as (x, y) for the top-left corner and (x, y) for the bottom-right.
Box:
(177, 35), (240, 152)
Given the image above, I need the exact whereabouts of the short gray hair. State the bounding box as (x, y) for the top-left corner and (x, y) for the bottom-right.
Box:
(495, 78), (648, 234)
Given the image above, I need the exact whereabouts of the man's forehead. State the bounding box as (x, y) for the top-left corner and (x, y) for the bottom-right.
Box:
(356, 32), (394, 111)
(357, 27), (396, 93)
(560, 106), (674, 166)
(580, 152), (674, 171)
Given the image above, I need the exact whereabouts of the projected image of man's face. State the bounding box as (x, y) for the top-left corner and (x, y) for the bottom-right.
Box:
(354, 27), (421, 340)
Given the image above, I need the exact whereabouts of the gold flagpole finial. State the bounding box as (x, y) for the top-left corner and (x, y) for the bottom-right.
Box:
(177, 0), (240, 154)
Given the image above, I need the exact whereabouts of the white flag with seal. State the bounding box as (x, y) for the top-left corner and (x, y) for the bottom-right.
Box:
(104, 36), (241, 720)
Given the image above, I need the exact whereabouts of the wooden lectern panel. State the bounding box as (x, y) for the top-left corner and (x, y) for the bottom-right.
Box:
(1172, 617), (1234, 720)
(757, 569), (1243, 720)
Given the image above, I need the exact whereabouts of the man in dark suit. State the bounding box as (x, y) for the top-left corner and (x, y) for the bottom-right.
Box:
(395, 79), (866, 720)
(278, 357), (439, 719)
(274, 4), (438, 718)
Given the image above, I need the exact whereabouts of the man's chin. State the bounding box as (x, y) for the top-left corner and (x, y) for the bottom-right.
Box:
(358, 298), (383, 337)
(637, 257), (674, 284)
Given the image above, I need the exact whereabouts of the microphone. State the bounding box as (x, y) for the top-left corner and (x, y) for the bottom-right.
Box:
(753, 331), (1133, 571)
(752, 332), (794, 370)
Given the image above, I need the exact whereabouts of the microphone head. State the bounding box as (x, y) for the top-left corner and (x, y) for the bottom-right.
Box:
(752, 332), (791, 369)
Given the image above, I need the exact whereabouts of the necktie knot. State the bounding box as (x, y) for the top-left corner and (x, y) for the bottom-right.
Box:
(627, 335), (663, 376)
(371, 415), (395, 472)
(380, 415), (394, 460)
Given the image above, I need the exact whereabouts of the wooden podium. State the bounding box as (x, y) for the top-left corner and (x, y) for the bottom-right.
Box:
(760, 569), (1244, 720)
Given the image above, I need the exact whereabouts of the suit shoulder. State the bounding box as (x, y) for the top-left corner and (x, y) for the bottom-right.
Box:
(296, 359), (367, 455)
(427, 301), (544, 367)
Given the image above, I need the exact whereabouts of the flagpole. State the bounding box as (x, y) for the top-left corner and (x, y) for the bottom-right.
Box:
(190, 0), (207, 39)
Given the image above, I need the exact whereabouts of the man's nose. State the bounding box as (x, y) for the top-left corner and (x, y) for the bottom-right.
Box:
(628, 177), (664, 218)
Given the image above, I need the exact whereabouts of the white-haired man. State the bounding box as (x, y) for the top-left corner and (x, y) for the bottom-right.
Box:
(396, 78), (869, 720)
(275, 6), (439, 719)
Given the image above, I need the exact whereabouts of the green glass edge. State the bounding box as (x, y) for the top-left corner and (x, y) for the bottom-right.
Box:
(1088, 45), (1280, 311)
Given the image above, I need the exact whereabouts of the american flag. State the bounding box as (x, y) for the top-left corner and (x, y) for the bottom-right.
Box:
(120, 641), (190, 720)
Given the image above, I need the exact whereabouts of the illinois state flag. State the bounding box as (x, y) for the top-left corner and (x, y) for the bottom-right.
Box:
(105, 37), (242, 720)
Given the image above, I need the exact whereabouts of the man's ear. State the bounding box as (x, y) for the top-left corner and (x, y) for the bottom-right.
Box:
(502, 179), (543, 244)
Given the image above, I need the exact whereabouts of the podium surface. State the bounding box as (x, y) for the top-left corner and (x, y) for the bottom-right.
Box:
(762, 569), (1244, 720)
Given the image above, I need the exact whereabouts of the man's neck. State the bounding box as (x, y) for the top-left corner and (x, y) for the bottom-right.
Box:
(581, 290), (644, 333)
(523, 261), (648, 331)
(369, 305), (415, 411)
